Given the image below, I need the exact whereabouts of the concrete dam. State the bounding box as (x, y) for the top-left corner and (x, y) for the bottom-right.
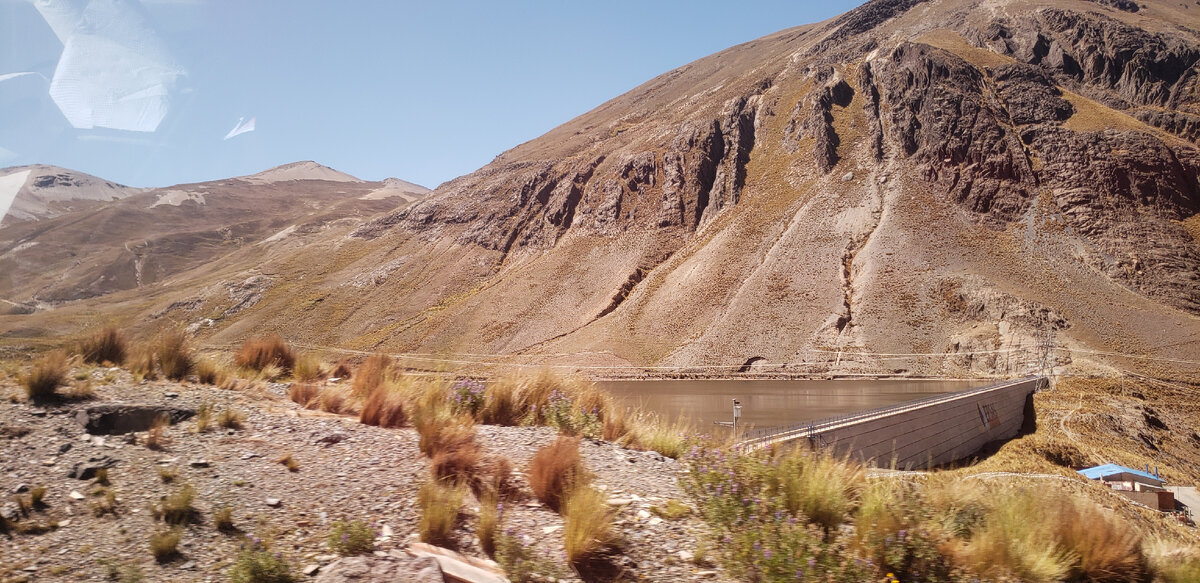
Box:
(739, 377), (1048, 468)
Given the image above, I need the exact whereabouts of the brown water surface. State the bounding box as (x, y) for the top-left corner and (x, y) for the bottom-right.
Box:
(598, 378), (990, 434)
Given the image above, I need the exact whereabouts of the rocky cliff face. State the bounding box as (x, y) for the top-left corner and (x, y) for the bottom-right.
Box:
(7, 0), (1199, 377)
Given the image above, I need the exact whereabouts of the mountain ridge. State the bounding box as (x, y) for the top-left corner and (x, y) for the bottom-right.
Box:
(2, 0), (1198, 380)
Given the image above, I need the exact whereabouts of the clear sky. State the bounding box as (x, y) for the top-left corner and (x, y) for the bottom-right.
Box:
(0, 1), (861, 189)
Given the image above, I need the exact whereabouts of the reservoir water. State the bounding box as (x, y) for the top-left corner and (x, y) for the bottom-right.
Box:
(598, 378), (990, 433)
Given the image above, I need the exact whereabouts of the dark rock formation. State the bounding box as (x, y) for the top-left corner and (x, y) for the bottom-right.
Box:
(73, 404), (196, 435)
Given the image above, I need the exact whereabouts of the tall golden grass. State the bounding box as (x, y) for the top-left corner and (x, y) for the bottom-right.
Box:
(234, 335), (296, 372)
(79, 326), (127, 365)
(529, 436), (585, 513)
(21, 351), (67, 402)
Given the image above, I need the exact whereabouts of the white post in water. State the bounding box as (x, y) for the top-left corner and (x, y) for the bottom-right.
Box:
(732, 399), (742, 438)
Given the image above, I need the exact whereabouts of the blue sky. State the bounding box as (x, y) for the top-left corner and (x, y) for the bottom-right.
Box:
(1, 1), (860, 189)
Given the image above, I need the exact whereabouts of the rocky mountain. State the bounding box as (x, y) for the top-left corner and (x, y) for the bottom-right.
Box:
(0, 165), (140, 225)
(3, 0), (1199, 378)
(0, 163), (427, 314)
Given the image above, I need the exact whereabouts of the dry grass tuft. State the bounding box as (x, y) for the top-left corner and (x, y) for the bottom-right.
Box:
(418, 478), (463, 548)
(330, 359), (353, 379)
(430, 425), (481, 486)
(234, 335), (296, 372)
(277, 453), (299, 472)
(194, 357), (230, 386)
(359, 381), (408, 428)
(778, 450), (864, 532)
(213, 506), (236, 532)
(351, 353), (391, 398)
(529, 436), (585, 513)
(22, 351), (67, 402)
(477, 489), (500, 557)
(80, 326), (127, 365)
(564, 486), (620, 571)
(158, 467), (177, 483)
(217, 407), (245, 430)
(90, 488), (119, 517)
(126, 343), (157, 381)
(318, 385), (353, 414)
(145, 414), (170, 450)
(152, 484), (197, 525)
(150, 527), (182, 562)
(288, 382), (321, 408)
(155, 330), (193, 381)
(64, 379), (96, 400)
(293, 354), (324, 382)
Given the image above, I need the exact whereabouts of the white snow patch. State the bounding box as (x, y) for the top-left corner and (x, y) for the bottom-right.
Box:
(0, 169), (31, 221)
(150, 189), (205, 208)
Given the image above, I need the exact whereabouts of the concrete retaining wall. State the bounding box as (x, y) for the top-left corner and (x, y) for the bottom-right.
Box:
(815, 378), (1043, 468)
(742, 378), (1046, 469)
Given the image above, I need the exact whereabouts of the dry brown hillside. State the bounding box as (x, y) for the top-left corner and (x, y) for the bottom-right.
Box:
(2, 0), (1198, 381)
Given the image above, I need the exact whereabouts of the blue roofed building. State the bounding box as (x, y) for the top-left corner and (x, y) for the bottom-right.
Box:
(1078, 463), (1173, 511)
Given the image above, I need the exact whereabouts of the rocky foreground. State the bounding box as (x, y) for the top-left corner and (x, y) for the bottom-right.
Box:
(0, 369), (722, 582)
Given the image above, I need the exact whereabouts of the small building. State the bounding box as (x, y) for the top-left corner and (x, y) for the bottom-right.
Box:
(1079, 463), (1174, 511)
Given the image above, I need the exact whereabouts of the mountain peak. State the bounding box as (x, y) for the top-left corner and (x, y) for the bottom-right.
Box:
(245, 161), (363, 183)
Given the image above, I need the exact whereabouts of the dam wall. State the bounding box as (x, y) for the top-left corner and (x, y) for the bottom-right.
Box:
(740, 377), (1047, 469)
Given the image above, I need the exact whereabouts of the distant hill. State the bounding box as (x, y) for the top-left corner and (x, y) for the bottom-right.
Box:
(0, 163), (427, 315)
(0, 165), (139, 225)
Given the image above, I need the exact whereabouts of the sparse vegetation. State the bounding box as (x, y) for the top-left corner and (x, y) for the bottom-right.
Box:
(529, 436), (584, 512)
(496, 531), (565, 583)
(194, 357), (228, 385)
(144, 414), (169, 450)
(152, 484), (197, 525)
(650, 499), (692, 520)
(194, 401), (213, 433)
(155, 330), (193, 381)
(80, 326), (128, 365)
(418, 478), (463, 547)
(277, 453), (299, 472)
(65, 379), (96, 400)
(157, 467), (177, 483)
(359, 380), (408, 428)
(28, 486), (47, 508)
(288, 382), (320, 408)
(681, 443), (1174, 583)
(293, 354), (323, 382)
(326, 520), (375, 556)
(214, 506), (236, 532)
(563, 486), (620, 570)
(149, 527), (182, 562)
(90, 488), (118, 517)
(477, 489), (500, 557)
(229, 543), (295, 583)
(218, 406), (246, 429)
(350, 353), (390, 398)
(235, 335), (297, 373)
(21, 351), (67, 402)
(93, 468), (110, 486)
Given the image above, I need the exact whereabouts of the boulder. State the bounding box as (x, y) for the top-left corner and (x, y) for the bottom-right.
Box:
(314, 556), (443, 583)
(73, 404), (195, 434)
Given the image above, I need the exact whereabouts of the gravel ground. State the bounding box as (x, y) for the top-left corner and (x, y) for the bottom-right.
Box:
(0, 368), (729, 582)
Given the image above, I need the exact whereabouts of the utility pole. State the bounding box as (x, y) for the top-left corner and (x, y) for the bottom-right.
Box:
(733, 399), (742, 438)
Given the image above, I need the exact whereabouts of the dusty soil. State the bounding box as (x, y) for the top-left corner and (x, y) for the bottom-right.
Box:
(0, 368), (723, 583)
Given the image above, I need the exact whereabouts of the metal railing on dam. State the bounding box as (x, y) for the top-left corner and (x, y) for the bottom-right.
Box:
(737, 377), (1049, 469)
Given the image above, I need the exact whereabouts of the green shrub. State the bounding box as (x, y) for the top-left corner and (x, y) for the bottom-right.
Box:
(326, 520), (375, 556)
(229, 544), (295, 583)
